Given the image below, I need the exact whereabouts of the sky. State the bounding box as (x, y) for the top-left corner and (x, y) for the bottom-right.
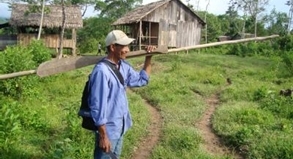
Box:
(0, 0), (291, 19)
(143, 0), (290, 15)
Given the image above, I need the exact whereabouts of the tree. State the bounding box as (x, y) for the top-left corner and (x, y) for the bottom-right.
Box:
(94, 0), (142, 19)
(223, 6), (243, 36)
(229, 0), (269, 37)
(37, 0), (45, 40)
(285, 0), (293, 34)
(52, 0), (97, 17)
(1, 0), (97, 18)
(264, 8), (288, 36)
(77, 17), (112, 53)
(198, 11), (223, 42)
(204, 0), (210, 43)
(58, 0), (66, 59)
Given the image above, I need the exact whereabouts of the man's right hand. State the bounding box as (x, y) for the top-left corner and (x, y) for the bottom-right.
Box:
(99, 135), (111, 152)
(98, 125), (111, 152)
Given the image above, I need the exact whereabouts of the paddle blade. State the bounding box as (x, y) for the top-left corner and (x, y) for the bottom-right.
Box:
(37, 46), (168, 77)
(37, 56), (103, 77)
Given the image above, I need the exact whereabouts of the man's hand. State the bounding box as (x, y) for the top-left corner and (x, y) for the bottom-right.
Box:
(99, 135), (111, 153)
(145, 45), (156, 54)
(98, 125), (111, 152)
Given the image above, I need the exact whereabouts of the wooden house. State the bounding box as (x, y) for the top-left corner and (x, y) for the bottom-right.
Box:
(9, 4), (83, 55)
(112, 0), (205, 50)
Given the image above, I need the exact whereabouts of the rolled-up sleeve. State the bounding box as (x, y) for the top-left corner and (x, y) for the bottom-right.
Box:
(127, 67), (149, 87)
(88, 67), (109, 126)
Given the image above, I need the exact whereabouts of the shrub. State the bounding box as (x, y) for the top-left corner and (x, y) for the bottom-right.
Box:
(277, 35), (293, 51)
(281, 51), (293, 77)
(0, 100), (22, 152)
(227, 41), (276, 57)
(0, 41), (51, 98)
(260, 96), (293, 119)
(0, 45), (36, 98)
(27, 40), (52, 65)
(0, 45), (35, 73)
(253, 86), (270, 101)
(77, 38), (99, 54)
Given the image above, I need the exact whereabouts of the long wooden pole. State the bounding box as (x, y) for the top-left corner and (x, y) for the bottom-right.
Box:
(168, 34), (279, 53)
(0, 35), (279, 80)
(0, 70), (36, 80)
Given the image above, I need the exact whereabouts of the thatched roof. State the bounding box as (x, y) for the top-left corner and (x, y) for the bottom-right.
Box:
(112, 0), (205, 25)
(9, 4), (83, 29)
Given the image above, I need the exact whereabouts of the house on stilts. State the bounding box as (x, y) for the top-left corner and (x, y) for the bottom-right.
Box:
(112, 0), (205, 50)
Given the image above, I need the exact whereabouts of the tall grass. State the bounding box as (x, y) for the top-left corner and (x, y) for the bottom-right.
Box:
(132, 53), (293, 159)
(1, 49), (293, 158)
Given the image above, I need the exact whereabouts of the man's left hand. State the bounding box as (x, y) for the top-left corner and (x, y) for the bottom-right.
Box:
(146, 45), (156, 53)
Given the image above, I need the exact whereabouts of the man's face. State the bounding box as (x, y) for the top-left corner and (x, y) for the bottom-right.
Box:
(113, 44), (130, 60)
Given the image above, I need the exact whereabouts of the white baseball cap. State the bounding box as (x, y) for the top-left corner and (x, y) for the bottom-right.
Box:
(105, 30), (135, 46)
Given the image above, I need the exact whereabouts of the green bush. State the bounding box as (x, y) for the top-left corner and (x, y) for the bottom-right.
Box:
(0, 45), (35, 73)
(191, 36), (293, 58)
(227, 42), (276, 57)
(260, 96), (293, 119)
(281, 51), (293, 77)
(277, 35), (293, 51)
(249, 133), (293, 159)
(28, 40), (52, 65)
(253, 86), (270, 101)
(0, 100), (22, 152)
(198, 45), (229, 55)
(0, 45), (36, 98)
(77, 38), (99, 54)
(0, 41), (51, 98)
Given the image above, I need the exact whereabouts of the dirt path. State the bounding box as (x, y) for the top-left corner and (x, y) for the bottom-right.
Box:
(130, 89), (242, 159)
(196, 93), (243, 159)
(130, 96), (162, 159)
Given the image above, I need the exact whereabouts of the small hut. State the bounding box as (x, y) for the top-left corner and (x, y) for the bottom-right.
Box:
(9, 4), (83, 55)
(112, 0), (205, 50)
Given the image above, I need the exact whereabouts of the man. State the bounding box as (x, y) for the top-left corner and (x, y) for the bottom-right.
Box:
(88, 30), (155, 159)
(97, 42), (102, 55)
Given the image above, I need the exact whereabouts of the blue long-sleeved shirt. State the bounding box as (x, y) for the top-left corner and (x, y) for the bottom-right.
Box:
(88, 59), (149, 139)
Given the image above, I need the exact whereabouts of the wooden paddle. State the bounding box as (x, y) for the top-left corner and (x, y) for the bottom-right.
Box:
(36, 46), (168, 77)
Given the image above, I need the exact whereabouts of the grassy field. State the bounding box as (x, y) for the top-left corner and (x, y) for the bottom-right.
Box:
(1, 51), (292, 159)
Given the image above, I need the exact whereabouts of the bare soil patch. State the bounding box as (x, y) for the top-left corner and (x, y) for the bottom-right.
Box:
(130, 87), (243, 159)
(196, 93), (243, 159)
(130, 93), (162, 159)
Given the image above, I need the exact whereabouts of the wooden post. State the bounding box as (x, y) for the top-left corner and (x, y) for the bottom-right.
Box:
(149, 22), (151, 45)
(72, 28), (76, 56)
(37, 0), (45, 40)
(139, 20), (142, 50)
